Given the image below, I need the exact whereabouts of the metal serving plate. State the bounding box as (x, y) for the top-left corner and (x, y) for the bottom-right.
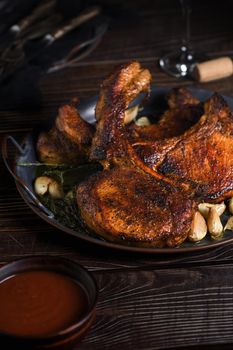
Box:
(3, 87), (233, 254)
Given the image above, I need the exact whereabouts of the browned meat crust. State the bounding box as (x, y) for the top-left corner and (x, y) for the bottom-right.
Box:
(89, 61), (233, 201)
(134, 93), (233, 201)
(127, 87), (202, 142)
(90, 61), (152, 166)
(77, 167), (197, 247)
(167, 87), (200, 109)
(75, 61), (233, 247)
(37, 104), (95, 165)
(128, 104), (203, 141)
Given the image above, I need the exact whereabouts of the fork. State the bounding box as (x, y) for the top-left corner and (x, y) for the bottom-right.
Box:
(47, 20), (109, 73)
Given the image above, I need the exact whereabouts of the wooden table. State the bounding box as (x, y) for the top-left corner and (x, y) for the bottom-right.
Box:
(1, 1), (233, 349)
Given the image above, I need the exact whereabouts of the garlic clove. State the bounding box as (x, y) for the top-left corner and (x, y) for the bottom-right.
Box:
(34, 176), (64, 199)
(135, 116), (151, 127)
(48, 180), (64, 199)
(124, 105), (139, 124)
(207, 207), (223, 239)
(34, 176), (52, 196)
(65, 190), (74, 200)
(189, 211), (207, 242)
(224, 216), (233, 231)
(229, 198), (233, 215)
(198, 202), (226, 219)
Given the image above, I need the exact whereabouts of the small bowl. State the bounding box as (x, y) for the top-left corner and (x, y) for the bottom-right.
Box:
(0, 256), (98, 350)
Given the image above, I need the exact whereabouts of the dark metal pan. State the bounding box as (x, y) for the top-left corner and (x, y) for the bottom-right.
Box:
(2, 87), (233, 254)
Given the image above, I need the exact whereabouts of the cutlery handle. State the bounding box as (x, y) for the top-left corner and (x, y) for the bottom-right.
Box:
(2, 135), (54, 218)
(49, 6), (101, 42)
(11, 0), (56, 34)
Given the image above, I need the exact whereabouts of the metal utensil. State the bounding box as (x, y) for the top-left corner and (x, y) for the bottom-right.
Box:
(47, 20), (109, 73)
(0, 12), (62, 77)
(0, 0), (56, 53)
(0, 6), (101, 83)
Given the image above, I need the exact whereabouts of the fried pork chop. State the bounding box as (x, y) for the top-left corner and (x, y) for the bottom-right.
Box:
(134, 93), (233, 201)
(77, 62), (200, 247)
(37, 104), (94, 164)
(77, 167), (197, 247)
(75, 61), (233, 247)
(35, 60), (233, 247)
(90, 62), (195, 182)
(90, 61), (152, 166)
(90, 61), (233, 201)
(167, 87), (200, 109)
(128, 87), (203, 142)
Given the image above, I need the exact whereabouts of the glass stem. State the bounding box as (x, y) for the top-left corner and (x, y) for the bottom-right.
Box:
(180, 0), (192, 49)
(185, 6), (191, 48)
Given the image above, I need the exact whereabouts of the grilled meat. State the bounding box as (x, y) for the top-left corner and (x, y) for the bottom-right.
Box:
(76, 61), (233, 247)
(134, 93), (233, 201)
(77, 167), (197, 247)
(77, 63), (202, 247)
(90, 61), (233, 201)
(37, 127), (85, 165)
(37, 104), (94, 164)
(128, 104), (203, 141)
(127, 87), (202, 143)
(90, 61), (152, 167)
(167, 87), (200, 109)
(35, 60), (233, 247)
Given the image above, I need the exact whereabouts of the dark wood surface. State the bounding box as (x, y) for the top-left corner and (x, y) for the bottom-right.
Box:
(1, 1), (233, 349)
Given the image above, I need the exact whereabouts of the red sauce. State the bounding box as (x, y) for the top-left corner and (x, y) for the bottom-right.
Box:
(0, 270), (89, 337)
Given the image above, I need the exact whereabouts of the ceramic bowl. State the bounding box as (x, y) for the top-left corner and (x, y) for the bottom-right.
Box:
(0, 256), (98, 350)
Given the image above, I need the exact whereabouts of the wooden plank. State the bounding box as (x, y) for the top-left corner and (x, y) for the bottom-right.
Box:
(77, 264), (233, 349)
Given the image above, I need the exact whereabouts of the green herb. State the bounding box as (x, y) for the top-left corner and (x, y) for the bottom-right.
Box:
(31, 162), (102, 234)
(42, 164), (101, 192)
(17, 162), (68, 167)
(40, 191), (83, 230)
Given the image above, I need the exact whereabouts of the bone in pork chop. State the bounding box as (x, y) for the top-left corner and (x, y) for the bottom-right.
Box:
(77, 62), (199, 247)
(76, 61), (233, 246)
(37, 104), (94, 165)
(90, 61), (233, 201)
(127, 87), (203, 142)
(77, 167), (197, 247)
(134, 93), (233, 201)
(90, 61), (152, 167)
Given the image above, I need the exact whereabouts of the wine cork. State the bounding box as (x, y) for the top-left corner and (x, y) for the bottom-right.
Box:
(193, 57), (233, 82)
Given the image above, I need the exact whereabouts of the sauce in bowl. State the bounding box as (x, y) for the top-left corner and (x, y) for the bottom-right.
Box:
(0, 256), (98, 349)
(0, 270), (89, 337)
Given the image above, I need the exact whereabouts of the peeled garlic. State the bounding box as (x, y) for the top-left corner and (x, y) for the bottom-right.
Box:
(198, 202), (226, 219)
(48, 180), (64, 199)
(124, 105), (139, 124)
(65, 190), (74, 200)
(189, 211), (207, 242)
(34, 176), (52, 196)
(135, 116), (151, 127)
(229, 198), (233, 215)
(224, 216), (233, 231)
(34, 176), (64, 199)
(207, 207), (223, 239)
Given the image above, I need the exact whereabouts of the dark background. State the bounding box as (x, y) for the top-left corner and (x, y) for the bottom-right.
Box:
(0, 0), (233, 111)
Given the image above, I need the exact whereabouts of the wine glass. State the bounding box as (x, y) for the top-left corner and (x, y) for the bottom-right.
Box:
(159, 0), (199, 78)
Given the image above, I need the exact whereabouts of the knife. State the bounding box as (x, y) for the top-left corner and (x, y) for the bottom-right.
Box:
(0, 6), (101, 83)
(0, 0), (56, 53)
